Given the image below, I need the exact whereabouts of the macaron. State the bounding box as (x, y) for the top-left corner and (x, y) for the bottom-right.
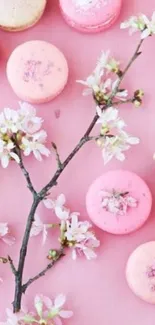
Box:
(7, 41), (68, 104)
(59, 0), (122, 33)
(126, 242), (155, 304)
(0, 0), (47, 32)
(86, 170), (152, 235)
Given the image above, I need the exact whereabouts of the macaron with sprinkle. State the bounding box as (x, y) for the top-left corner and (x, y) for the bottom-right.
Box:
(7, 40), (69, 104)
(126, 242), (155, 304)
(59, 0), (122, 33)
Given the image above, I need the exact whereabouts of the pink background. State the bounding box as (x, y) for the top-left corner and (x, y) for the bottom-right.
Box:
(0, 0), (155, 323)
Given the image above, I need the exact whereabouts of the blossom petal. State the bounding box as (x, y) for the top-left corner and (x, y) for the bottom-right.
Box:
(1, 155), (9, 168)
(141, 28), (150, 39)
(72, 249), (77, 260)
(1, 234), (15, 246)
(42, 225), (48, 245)
(59, 310), (73, 318)
(43, 198), (54, 209)
(10, 152), (20, 164)
(54, 294), (66, 309)
(43, 296), (53, 309)
(34, 295), (43, 317)
(53, 316), (62, 325)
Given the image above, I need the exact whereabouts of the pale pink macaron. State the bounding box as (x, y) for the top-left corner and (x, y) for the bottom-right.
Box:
(126, 242), (155, 304)
(6, 41), (68, 104)
(86, 170), (152, 235)
(59, 0), (122, 33)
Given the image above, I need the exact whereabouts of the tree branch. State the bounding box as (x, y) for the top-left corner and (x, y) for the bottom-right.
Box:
(12, 39), (144, 313)
(110, 39), (143, 100)
(52, 142), (63, 170)
(22, 248), (64, 294)
(18, 155), (36, 196)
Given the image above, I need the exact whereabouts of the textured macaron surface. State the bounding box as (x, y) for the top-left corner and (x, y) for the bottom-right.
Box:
(0, 0), (47, 29)
(86, 170), (152, 234)
(59, 0), (122, 27)
(126, 242), (155, 304)
(7, 40), (68, 103)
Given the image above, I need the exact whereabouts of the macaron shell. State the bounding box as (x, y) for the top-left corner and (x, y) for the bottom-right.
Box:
(86, 170), (152, 235)
(60, 7), (119, 33)
(7, 41), (68, 104)
(0, 0), (47, 31)
(126, 242), (155, 304)
(59, 0), (122, 32)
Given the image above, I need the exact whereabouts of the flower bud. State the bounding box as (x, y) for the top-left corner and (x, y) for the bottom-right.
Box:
(47, 249), (57, 260)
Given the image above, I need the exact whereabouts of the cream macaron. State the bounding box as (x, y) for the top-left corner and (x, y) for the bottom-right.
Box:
(0, 0), (47, 32)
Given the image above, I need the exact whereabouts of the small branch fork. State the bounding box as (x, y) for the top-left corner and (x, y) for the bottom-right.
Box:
(6, 39), (143, 313)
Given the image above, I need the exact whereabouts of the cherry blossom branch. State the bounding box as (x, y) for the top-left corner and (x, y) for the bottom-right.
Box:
(22, 247), (64, 293)
(17, 148), (37, 196)
(12, 39), (143, 313)
(109, 39), (143, 100)
(52, 142), (63, 169)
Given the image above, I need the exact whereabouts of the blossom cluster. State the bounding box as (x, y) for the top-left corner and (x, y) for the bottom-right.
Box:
(1, 294), (73, 325)
(0, 102), (50, 168)
(121, 12), (155, 39)
(31, 194), (100, 260)
(100, 190), (138, 216)
(77, 50), (140, 164)
(77, 50), (124, 99)
(96, 106), (139, 164)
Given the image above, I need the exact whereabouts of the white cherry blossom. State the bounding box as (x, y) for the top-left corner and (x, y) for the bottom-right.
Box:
(0, 108), (19, 134)
(100, 190), (138, 215)
(30, 215), (49, 245)
(100, 130), (139, 165)
(22, 130), (50, 161)
(121, 12), (155, 39)
(18, 102), (43, 134)
(0, 140), (20, 168)
(96, 106), (126, 133)
(64, 214), (100, 260)
(22, 294), (73, 325)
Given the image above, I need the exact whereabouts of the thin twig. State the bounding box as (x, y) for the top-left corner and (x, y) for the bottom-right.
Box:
(22, 248), (64, 293)
(112, 97), (134, 106)
(18, 156), (36, 196)
(52, 142), (63, 170)
(12, 138), (36, 196)
(8, 256), (17, 276)
(110, 39), (143, 100)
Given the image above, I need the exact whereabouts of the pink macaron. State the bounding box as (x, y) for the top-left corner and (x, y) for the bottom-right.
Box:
(59, 0), (122, 33)
(86, 170), (152, 235)
(126, 242), (155, 304)
(6, 41), (68, 104)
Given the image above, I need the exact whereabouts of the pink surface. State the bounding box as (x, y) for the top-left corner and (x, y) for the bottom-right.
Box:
(7, 40), (68, 103)
(126, 242), (155, 304)
(1, 0), (155, 324)
(59, 0), (122, 32)
(86, 170), (152, 234)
